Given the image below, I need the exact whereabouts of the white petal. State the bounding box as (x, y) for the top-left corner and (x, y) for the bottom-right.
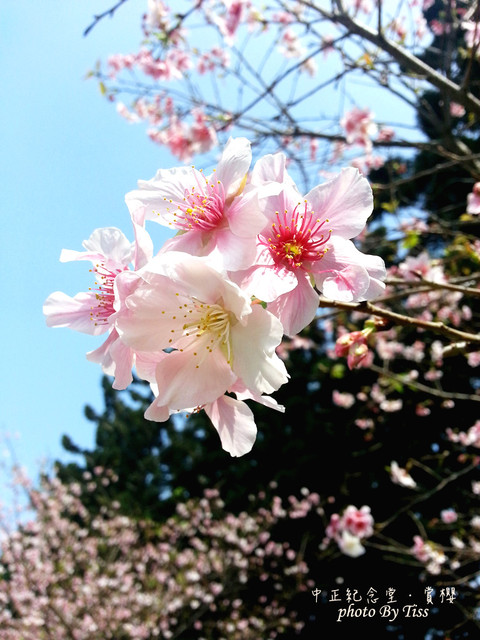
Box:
(251, 152), (299, 192)
(231, 305), (289, 395)
(61, 227), (134, 266)
(214, 137), (252, 198)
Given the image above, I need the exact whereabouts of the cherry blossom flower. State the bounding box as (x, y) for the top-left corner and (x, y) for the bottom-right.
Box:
(337, 530), (367, 557)
(411, 536), (446, 574)
(335, 329), (374, 369)
(390, 461), (417, 489)
(144, 0), (169, 33)
(440, 508), (458, 524)
(324, 504), (374, 557)
(341, 505), (374, 538)
(116, 101), (141, 123)
(446, 420), (480, 448)
(125, 137), (268, 270)
(467, 182), (480, 214)
(43, 225), (154, 389)
(340, 106), (378, 152)
(462, 20), (480, 52)
(332, 390), (356, 408)
(234, 155), (386, 335)
(450, 102), (466, 118)
(114, 251), (289, 456)
(209, 0), (250, 46)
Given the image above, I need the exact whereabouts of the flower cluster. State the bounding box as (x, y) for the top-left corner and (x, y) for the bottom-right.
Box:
(44, 137), (385, 456)
(0, 469), (314, 639)
(323, 504), (375, 557)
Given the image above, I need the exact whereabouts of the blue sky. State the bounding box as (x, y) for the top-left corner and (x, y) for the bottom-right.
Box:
(0, 1), (178, 478)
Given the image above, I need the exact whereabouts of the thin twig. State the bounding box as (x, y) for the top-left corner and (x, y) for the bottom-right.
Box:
(83, 0), (131, 37)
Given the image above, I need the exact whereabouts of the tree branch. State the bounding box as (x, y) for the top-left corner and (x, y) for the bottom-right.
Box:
(317, 296), (480, 345)
(301, 0), (480, 117)
(83, 0), (131, 37)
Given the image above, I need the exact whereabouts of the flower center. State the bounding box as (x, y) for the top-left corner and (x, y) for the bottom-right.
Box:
(89, 263), (125, 326)
(167, 299), (234, 365)
(262, 201), (331, 269)
(165, 170), (226, 232)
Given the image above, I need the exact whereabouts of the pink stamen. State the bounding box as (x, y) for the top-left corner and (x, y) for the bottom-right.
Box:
(262, 201), (331, 269)
(89, 263), (126, 325)
(170, 173), (226, 231)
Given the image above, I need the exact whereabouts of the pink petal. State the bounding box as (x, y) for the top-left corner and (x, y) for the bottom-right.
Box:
(213, 229), (257, 271)
(144, 397), (171, 422)
(266, 274), (320, 336)
(318, 264), (370, 301)
(132, 220), (153, 270)
(204, 395), (257, 457)
(43, 291), (108, 336)
(115, 274), (185, 352)
(305, 167), (373, 239)
(125, 166), (202, 225)
(226, 185), (268, 237)
(313, 235), (385, 301)
(234, 245), (298, 302)
(86, 329), (134, 390)
(153, 345), (236, 410)
(231, 381), (286, 413)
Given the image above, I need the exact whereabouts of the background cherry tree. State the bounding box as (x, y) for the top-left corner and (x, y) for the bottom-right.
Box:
(3, 0), (480, 638)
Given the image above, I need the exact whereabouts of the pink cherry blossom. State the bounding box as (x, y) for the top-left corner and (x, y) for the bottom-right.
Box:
(324, 504), (375, 557)
(411, 536), (446, 574)
(440, 508), (458, 524)
(341, 505), (374, 538)
(235, 155), (386, 335)
(43, 225), (154, 389)
(114, 251), (289, 456)
(125, 137), (267, 270)
(208, 0), (250, 46)
(462, 20), (480, 51)
(450, 102), (466, 118)
(332, 389), (356, 408)
(340, 106), (378, 152)
(467, 182), (480, 214)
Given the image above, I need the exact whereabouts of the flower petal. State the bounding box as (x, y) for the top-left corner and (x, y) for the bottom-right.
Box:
(214, 137), (252, 199)
(305, 167), (373, 239)
(226, 185), (268, 237)
(60, 227), (134, 267)
(204, 395), (257, 457)
(266, 274), (320, 336)
(125, 165), (202, 225)
(153, 345), (236, 410)
(86, 329), (134, 390)
(231, 305), (289, 394)
(234, 246), (298, 302)
(43, 291), (108, 335)
(313, 236), (385, 301)
(251, 152), (300, 192)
